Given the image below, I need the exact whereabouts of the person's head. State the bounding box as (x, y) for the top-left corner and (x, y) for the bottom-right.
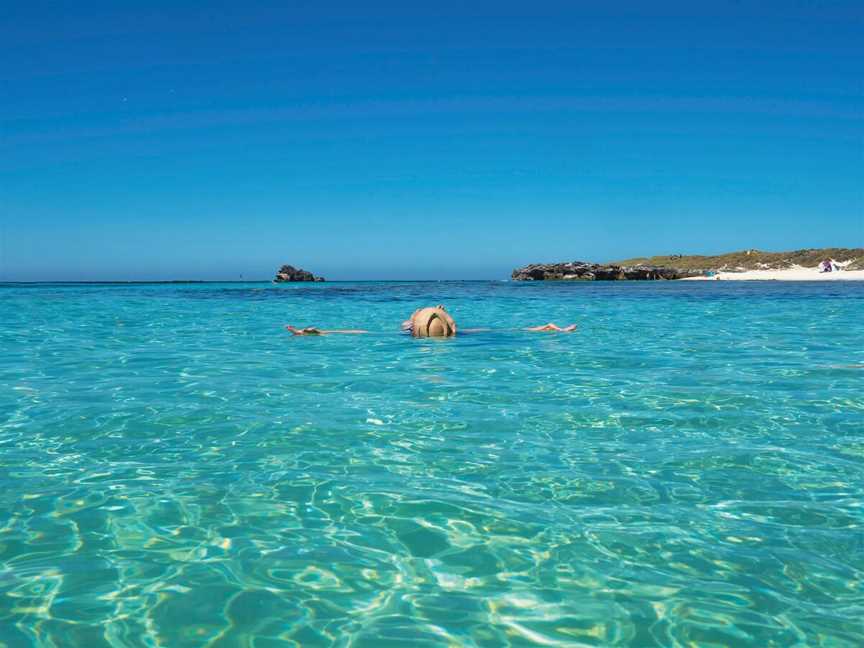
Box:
(408, 305), (457, 338)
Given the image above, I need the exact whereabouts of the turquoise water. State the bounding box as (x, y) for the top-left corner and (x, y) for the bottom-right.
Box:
(1, 280), (863, 647)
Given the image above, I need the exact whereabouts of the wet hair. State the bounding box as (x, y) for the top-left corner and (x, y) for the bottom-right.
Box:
(410, 306), (456, 338)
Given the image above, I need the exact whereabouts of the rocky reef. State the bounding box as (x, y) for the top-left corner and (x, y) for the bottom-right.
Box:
(511, 262), (703, 281)
(274, 265), (325, 282)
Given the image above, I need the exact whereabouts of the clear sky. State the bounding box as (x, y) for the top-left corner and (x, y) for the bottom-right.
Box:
(2, 1), (862, 281)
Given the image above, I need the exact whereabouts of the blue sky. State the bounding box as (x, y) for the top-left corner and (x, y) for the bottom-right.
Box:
(2, 1), (862, 280)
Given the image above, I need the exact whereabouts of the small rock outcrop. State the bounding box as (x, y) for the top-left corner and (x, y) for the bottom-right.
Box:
(274, 265), (325, 282)
(511, 262), (703, 281)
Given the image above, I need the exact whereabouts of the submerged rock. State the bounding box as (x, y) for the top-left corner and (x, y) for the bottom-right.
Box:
(274, 265), (325, 282)
(511, 262), (703, 281)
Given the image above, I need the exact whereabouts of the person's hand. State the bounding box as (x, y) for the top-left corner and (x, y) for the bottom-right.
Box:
(526, 323), (577, 332)
(285, 325), (322, 336)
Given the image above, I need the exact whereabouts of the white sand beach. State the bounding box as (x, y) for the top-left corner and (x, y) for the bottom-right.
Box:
(683, 264), (864, 281)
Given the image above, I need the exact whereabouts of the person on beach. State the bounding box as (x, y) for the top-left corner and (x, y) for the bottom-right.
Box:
(286, 304), (577, 337)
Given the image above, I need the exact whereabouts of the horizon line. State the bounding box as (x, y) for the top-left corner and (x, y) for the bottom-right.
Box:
(0, 278), (508, 285)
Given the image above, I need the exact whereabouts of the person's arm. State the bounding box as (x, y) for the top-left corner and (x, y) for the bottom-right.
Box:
(457, 325), (578, 334)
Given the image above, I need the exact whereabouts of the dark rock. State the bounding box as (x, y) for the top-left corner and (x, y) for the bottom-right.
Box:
(511, 261), (703, 281)
(274, 265), (325, 282)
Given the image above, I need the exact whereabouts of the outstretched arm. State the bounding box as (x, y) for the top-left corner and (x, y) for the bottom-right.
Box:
(285, 325), (368, 336)
(525, 323), (577, 332)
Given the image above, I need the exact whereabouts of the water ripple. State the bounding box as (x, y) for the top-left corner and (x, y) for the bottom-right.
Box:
(1, 281), (863, 646)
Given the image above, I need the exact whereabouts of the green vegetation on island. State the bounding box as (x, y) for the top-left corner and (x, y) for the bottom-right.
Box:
(614, 248), (864, 271)
(512, 248), (864, 281)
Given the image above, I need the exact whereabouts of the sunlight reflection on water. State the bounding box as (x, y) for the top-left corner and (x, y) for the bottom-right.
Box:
(1, 281), (863, 646)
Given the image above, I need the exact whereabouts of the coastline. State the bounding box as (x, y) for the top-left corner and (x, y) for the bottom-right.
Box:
(512, 249), (864, 282)
(681, 265), (864, 281)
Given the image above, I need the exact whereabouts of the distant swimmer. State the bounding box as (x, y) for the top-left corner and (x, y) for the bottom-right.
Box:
(286, 304), (577, 338)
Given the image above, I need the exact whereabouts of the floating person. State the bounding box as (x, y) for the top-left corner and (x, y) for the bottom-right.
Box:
(401, 305), (458, 337)
(286, 304), (577, 337)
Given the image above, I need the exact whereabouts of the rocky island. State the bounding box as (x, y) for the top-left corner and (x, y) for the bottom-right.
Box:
(273, 265), (325, 282)
(512, 248), (864, 281)
(511, 262), (701, 281)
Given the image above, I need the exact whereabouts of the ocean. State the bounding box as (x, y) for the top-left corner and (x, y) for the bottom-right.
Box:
(1, 280), (863, 647)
